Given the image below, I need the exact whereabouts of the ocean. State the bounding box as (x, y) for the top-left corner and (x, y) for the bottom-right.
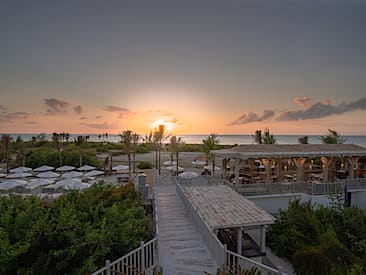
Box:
(3, 133), (366, 147)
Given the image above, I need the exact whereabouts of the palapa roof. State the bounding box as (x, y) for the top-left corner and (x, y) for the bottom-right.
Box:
(213, 144), (366, 159)
(182, 185), (275, 229)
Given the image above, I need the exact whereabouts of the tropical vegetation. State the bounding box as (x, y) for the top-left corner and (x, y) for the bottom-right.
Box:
(267, 199), (366, 275)
(321, 129), (346, 144)
(0, 182), (153, 274)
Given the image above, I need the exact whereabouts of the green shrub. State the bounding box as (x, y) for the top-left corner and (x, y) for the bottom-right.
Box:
(137, 161), (154, 169)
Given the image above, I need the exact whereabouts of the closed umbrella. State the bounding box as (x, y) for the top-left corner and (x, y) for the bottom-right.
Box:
(37, 171), (60, 178)
(77, 165), (96, 171)
(34, 165), (55, 172)
(10, 167), (32, 173)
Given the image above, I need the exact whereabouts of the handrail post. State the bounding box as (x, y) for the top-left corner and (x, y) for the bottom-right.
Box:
(223, 243), (227, 269)
(140, 241), (145, 272)
(105, 260), (111, 275)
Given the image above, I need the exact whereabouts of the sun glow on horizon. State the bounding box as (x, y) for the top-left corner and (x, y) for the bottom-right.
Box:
(151, 119), (174, 132)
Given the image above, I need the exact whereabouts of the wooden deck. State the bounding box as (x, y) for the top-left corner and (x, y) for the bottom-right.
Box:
(155, 184), (218, 274)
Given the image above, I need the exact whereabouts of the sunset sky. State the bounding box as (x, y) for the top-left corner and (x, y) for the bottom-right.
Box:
(1, 0), (366, 135)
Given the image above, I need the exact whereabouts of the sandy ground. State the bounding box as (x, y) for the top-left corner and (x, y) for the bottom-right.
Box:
(98, 151), (207, 185)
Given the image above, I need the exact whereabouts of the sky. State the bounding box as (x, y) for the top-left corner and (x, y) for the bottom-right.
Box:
(1, 0), (366, 135)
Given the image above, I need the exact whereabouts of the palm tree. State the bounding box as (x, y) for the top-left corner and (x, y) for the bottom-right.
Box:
(52, 132), (63, 166)
(153, 131), (160, 169)
(320, 129), (345, 144)
(76, 135), (87, 167)
(119, 130), (133, 176)
(132, 133), (139, 173)
(170, 135), (183, 175)
(254, 128), (276, 144)
(254, 130), (262, 144)
(154, 125), (169, 175)
(262, 128), (276, 144)
(298, 136), (309, 144)
(202, 133), (220, 165)
(1, 134), (12, 173)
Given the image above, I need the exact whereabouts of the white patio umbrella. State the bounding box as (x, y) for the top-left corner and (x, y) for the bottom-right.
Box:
(204, 165), (221, 171)
(27, 179), (54, 187)
(77, 165), (96, 171)
(166, 165), (184, 172)
(163, 160), (177, 166)
(0, 173), (7, 178)
(192, 160), (206, 166)
(84, 170), (104, 177)
(34, 165), (55, 172)
(56, 165), (75, 172)
(55, 178), (82, 187)
(179, 171), (199, 179)
(62, 171), (83, 178)
(10, 166), (32, 173)
(0, 179), (28, 190)
(37, 171), (60, 178)
(112, 165), (129, 171)
(63, 181), (89, 190)
(6, 172), (32, 179)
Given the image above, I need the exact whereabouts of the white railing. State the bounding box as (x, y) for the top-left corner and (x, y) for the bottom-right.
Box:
(226, 250), (280, 275)
(176, 182), (226, 267)
(91, 238), (157, 275)
(347, 178), (366, 190)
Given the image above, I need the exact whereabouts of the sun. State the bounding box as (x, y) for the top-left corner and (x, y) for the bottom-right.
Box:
(151, 119), (174, 132)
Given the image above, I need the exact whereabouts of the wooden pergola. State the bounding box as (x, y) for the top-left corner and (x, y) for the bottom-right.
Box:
(212, 144), (366, 185)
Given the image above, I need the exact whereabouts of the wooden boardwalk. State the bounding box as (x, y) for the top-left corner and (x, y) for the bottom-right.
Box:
(155, 184), (218, 274)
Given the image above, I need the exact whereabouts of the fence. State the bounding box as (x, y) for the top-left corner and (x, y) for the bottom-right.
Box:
(176, 182), (226, 267)
(91, 238), (157, 275)
(226, 250), (280, 275)
(176, 182), (281, 274)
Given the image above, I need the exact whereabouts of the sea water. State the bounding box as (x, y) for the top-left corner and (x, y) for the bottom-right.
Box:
(3, 133), (366, 147)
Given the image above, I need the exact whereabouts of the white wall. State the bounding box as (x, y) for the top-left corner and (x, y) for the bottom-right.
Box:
(247, 192), (364, 214)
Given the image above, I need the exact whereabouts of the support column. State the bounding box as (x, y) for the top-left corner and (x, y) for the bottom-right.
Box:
(293, 158), (306, 182)
(222, 158), (227, 180)
(346, 157), (359, 179)
(260, 225), (266, 254)
(321, 157), (333, 182)
(234, 159), (241, 185)
(237, 227), (243, 255)
(262, 159), (271, 183)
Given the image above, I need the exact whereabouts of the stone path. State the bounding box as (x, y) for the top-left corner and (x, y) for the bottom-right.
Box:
(155, 184), (218, 274)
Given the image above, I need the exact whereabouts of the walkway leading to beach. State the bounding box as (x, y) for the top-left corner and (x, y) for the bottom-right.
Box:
(155, 184), (218, 274)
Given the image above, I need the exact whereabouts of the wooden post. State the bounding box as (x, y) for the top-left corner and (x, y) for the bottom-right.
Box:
(140, 241), (145, 272)
(105, 260), (111, 275)
(260, 225), (266, 253)
(237, 227), (243, 255)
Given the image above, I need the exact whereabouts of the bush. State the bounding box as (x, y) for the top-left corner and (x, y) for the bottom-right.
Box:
(137, 161), (154, 169)
(0, 183), (153, 274)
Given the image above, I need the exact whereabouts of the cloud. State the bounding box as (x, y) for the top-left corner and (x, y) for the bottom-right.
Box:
(0, 111), (31, 123)
(44, 98), (69, 115)
(79, 117), (87, 120)
(277, 98), (366, 121)
(294, 97), (311, 108)
(81, 122), (109, 130)
(0, 105), (6, 110)
(103, 105), (130, 119)
(228, 110), (275, 125)
(95, 115), (102, 119)
(73, 105), (83, 115)
(24, 121), (37, 125)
